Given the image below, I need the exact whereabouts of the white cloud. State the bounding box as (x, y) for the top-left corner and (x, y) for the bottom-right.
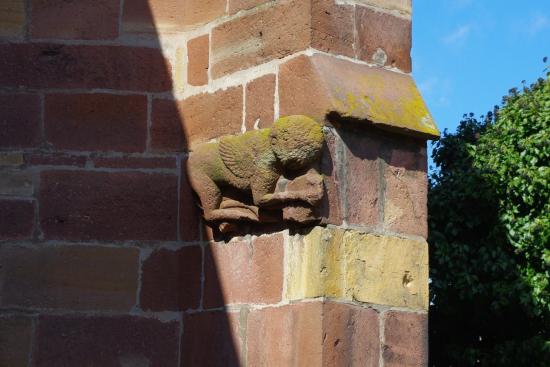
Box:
(443, 24), (472, 45)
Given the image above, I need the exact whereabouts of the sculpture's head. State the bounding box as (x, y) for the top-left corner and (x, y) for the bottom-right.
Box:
(270, 115), (324, 170)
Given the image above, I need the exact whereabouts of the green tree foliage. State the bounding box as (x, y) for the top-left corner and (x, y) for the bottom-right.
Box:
(429, 73), (550, 366)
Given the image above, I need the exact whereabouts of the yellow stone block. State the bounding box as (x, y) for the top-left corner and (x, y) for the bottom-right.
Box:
(286, 227), (429, 310)
(0, 153), (24, 167)
(0, 0), (25, 38)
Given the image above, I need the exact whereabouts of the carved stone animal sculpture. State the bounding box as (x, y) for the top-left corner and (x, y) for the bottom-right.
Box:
(187, 115), (325, 224)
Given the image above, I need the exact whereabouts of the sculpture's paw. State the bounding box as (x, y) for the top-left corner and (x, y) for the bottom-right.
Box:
(206, 208), (259, 223)
(257, 194), (280, 208)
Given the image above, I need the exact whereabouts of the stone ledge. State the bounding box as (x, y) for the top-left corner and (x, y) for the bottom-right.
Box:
(279, 54), (440, 139)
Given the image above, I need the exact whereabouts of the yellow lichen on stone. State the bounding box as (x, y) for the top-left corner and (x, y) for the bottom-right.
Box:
(330, 69), (439, 138)
(285, 226), (429, 310)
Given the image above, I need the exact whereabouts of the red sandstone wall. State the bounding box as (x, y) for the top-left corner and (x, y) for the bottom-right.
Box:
(0, 1), (428, 366)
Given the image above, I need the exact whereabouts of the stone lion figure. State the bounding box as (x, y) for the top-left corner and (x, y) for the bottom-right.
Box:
(187, 115), (325, 227)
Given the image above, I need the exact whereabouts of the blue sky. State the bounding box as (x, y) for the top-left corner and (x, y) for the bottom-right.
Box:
(413, 0), (550, 144)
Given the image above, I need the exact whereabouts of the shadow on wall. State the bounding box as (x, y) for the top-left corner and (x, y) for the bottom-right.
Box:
(0, 0), (240, 366)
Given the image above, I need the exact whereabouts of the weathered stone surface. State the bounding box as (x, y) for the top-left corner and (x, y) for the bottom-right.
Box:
(39, 170), (178, 241)
(384, 166), (428, 238)
(0, 315), (32, 367)
(356, 6), (412, 72)
(35, 315), (179, 367)
(322, 302), (380, 367)
(122, 0), (186, 34)
(204, 233), (284, 307)
(0, 244), (139, 310)
(0, 94), (41, 149)
(0, 169), (33, 196)
(247, 301), (380, 366)
(181, 86), (243, 147)
(180, 160), (202, 241)
(383, 311), (428, 367)
(187, 34), (210, 86)
(182, 0), (226, 27)
(187, 116), (324, 228)
(247, 303), (324, 366)
(279, 54), (439, 139)
(123, 0), (225, 34)
(181, 311), (243, 366)
(341, 128), (381, 227)
(45, 93), (148, 153)
(245, 74), (276, 130)
(0, 43), (171, 92)
(311, 0), (355, 58)
(31, 0), (119, 40)
(150, 98), (187, 152)
(0, 0), (25, 38)
(286, 227), (429, 310)
(211, 0), (310, 78)
(0, 200), (34, 240)
(140, 246), (202, 311)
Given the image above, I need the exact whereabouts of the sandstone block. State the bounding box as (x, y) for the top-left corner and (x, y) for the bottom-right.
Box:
(341, 128), (382, 227)
(35, 315), (179, 367)
(0, 244), (139, 310)
(150, 98), (187, 152)
(311, 0), (355, 58)
(383, 166), (428, 238)
(0, 94), (41, 149)
(247, 301), (380, 366)
(322, 302), (380, 367)
(31, 0), (119, 40)
(211, 0), (310, 78)
(383, 311), (428, 367)
(39, 170), (178, 241)
(122, 0), (186, 34)
(0, 200), (34, 240)
(181, 0), (226, 27)
(245, 74), (276, 130)
(0, 315), (32, 367)
(45, 94), (148, 153)
(320, 129), (344, 225)
(140, 246), (202, 311)
(187, 34), (210, 86)
(286, 227), (429, 310)
(0, 43), (171, 92)
(204, 233), (284, 307)
(0, 169), (33, 196)
(181, 311), (243, 366)
(247, 303), (324, 366)
(356, 6), (412, 72)
(0, 153), (24, 167)
(180, 160), (202, 241)
(181, 86), (243, 147)
(0, 0), (25, 38)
